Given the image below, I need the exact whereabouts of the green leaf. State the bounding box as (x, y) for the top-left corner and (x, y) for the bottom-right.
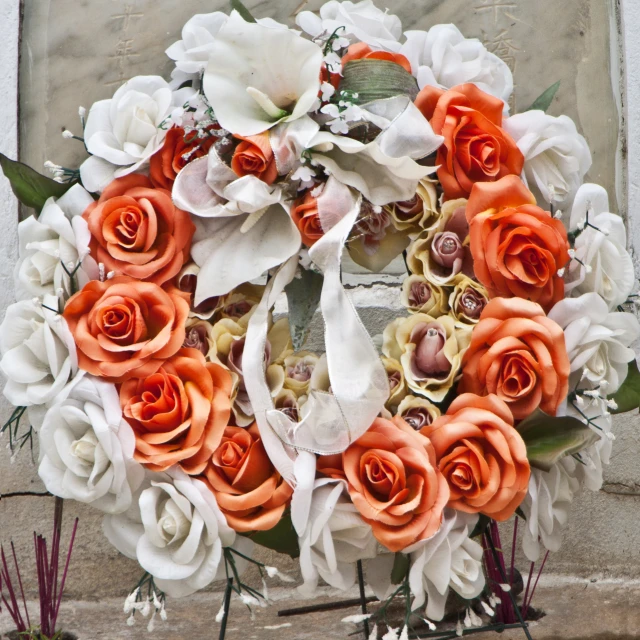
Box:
(525, 80), (561, 112)
(230, 0), (257, 22)
(390, 552), (409, 584)
(609, 359), (640, 414)
(245, 512), (300, 558)
(469, 514), (491, 539)
(285, 267), (324, 351)
(341, 59), (420, 104)
(0, 153), (72, 213)
(517, 409), (599, 472)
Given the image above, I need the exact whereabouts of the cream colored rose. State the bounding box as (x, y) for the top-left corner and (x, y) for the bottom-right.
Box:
(183, 318), (215, 359)
(218, 283), (265, 326)
(382, 357), (408, 411)
(396, 394), (441, 430)
(383, 313), (471, 402)
(448, 277), (489, 328)
(283, 351), (320, 397)
(386, 179), (441, 233)
(400, 274), (447, 316)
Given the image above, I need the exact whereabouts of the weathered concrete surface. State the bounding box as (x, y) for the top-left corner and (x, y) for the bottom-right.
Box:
(2, 578), (640, 639)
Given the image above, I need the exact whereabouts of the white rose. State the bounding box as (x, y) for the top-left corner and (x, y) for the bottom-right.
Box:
(0, 295), (79, 407)
(298, 479), (377, 596)
(400, 24), (513, 105)
(504, 111), (591, 206)
(565, 183), (636, 309)
(549, 292), (640, 393)
(297, 0), (402, 52)
(407, 509), (484, 622)
(38, 375), (144, 514)
(80, 76), (195, 192)
(103, 467), (236, 597)
(520, 463), (579, 562)
(15, 185), (97, 300)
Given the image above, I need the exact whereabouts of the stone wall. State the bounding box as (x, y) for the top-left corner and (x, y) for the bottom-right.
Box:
(0, 0), (638, 601)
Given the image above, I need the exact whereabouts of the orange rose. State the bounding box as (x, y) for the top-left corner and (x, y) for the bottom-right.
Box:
(322, 417), (449, 552)
(230, 132), (278, 184)
(466, 175), (570, 311)
(63, 276), (190, 382)
(291, 191), (324, 247)
(204, 424), (293, 532)
(120, 348), (233, 474)
(342, 42), (412, 73)
(421, 393), (530, 521)
(83, 175), (195, 285)
(149, 126), (217, 190)
(415, 83), (523, 200)
(459, 297), (570, 420)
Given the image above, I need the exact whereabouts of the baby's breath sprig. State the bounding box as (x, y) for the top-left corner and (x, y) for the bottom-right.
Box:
(1, 405), (34, 459)
(123, 573), (167, 632)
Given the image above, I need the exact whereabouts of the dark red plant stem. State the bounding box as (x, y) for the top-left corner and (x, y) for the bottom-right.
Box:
(1, 545), (25, 631)
(10, 541), (30, 629)
(482, 533), (508, 623)
(489, 522), (513, 623)
(521, 560), (535, 619)
(522, 550), (549, 619)
(509, 517), (519, 586)
(52, 517), (79, 631)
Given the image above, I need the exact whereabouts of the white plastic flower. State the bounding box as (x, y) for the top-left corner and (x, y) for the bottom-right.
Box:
(406, 510), (484, 621)
(15, 185), (97, 300)
(297, 0), (403, 52)
(203, 12), (323, 136)
(400, 24), (513, 104)
(549, 292), (640, 393)
(103, 468), (236, 597)
(38, 375), (144, 514)
(80, 76), (195, 192)
(298, 479), (377, 596)
(0, 295), (79, 407)
(520, 463), (579, 562)
(504, 111), (591, 206)
(565, 184), (636, 309)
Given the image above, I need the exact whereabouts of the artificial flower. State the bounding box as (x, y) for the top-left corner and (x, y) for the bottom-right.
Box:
(203, 12), (323, 136)
(296, 0), (403, 52)
(183, 318), (215, 358)
(386, 178), (440, 233)
(407, 199), (474, 286)
(291, 189), (325, 247)
(120, 348), (233, 475)
(459, 297), (570, 420)
(395, 394), (441, 431)
(274, 388), (304, 422)
(548, 292), (640, 393)
(400, 275), (447, 316)
(565, 183), (636, 309)
(230, 133), (278, 184)
(466, 175), (570, 311)
(298, 478), (377, 596)
(341, 42), (412, 72)
(416, 83), (523, 199)
(0, 295), (78, 407)
(401, 24), (513, 105)
(15, 185), (96, 299)
(176, 263), (223, 320)
(283, 351), (320, 396)
(103, 467), (236, 597)
(448, 278), (489, 327)
(504, 110), (591, 206)
(204, 423), (293, 532)
(62, 276), (190, 382)
(382, 357), (408, 411)
(218, 283), (265, 324)
(383, 313), (471, 402)
(421, 393), (530, 520)
(407, 509), (485, 621)
(38, 375), (144, 514)
(83, 175), (195, 285)
(80, 76), (194, 192)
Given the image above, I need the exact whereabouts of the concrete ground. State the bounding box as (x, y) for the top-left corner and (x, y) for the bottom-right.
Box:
(2, 576), (640, 640)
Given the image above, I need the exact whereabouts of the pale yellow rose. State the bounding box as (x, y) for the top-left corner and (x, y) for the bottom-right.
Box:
(382, 356), (408, 411)
(217, 283), (265, 327)
(396, 394), (441, 430)
(386, 178), (441, 233)
(183, 318), (216, 360)
(448, 277), (489, 328)
(283, 351), (320, 397)
(400, 274), (448, 316)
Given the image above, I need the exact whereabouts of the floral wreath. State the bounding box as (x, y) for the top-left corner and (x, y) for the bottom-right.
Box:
(1, 0), (638, 637)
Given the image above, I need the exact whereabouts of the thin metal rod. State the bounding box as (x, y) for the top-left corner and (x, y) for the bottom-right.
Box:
(218, 577), (233, 640)
(278, 596), (378, 617)
(356, 560), (370, 638)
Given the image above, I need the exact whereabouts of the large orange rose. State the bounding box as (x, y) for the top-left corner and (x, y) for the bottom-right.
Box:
(466, 175), (570, 311)
(320, 417), (449, 552)
(63, 276), (190, 382)
(421, 393), (530, 521)
(83, 175), (195, 285)
(230, 133), (277, 184)
(120, 348), (232, 475)
(342, 42), (412, 73)
(291, 191), (324, 247)
(204, 424), (293, 532)
(149, 126), (217, 190)
(415, 83), (523, 200)
(459, 297), (570, 420)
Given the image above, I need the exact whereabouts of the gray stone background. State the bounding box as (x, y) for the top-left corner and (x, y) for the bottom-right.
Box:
(1, 0), (638, 607)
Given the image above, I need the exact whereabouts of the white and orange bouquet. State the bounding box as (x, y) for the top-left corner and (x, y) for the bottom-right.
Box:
(1, 0), (638, 636)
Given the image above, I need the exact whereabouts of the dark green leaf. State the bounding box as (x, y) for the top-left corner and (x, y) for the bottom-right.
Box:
(525, 81), (561, 112)
(469, 514), (491, 539)
(390, 552), (409, 584)
(341, 59), (419, 104)
(609, 359), (640, 414)
(285, 267), (324, 351)
(0, 153), (72, 214)
(230, 0), (257, 22)
(245, 512), (299, 558)
(517, 409), (599, 472)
